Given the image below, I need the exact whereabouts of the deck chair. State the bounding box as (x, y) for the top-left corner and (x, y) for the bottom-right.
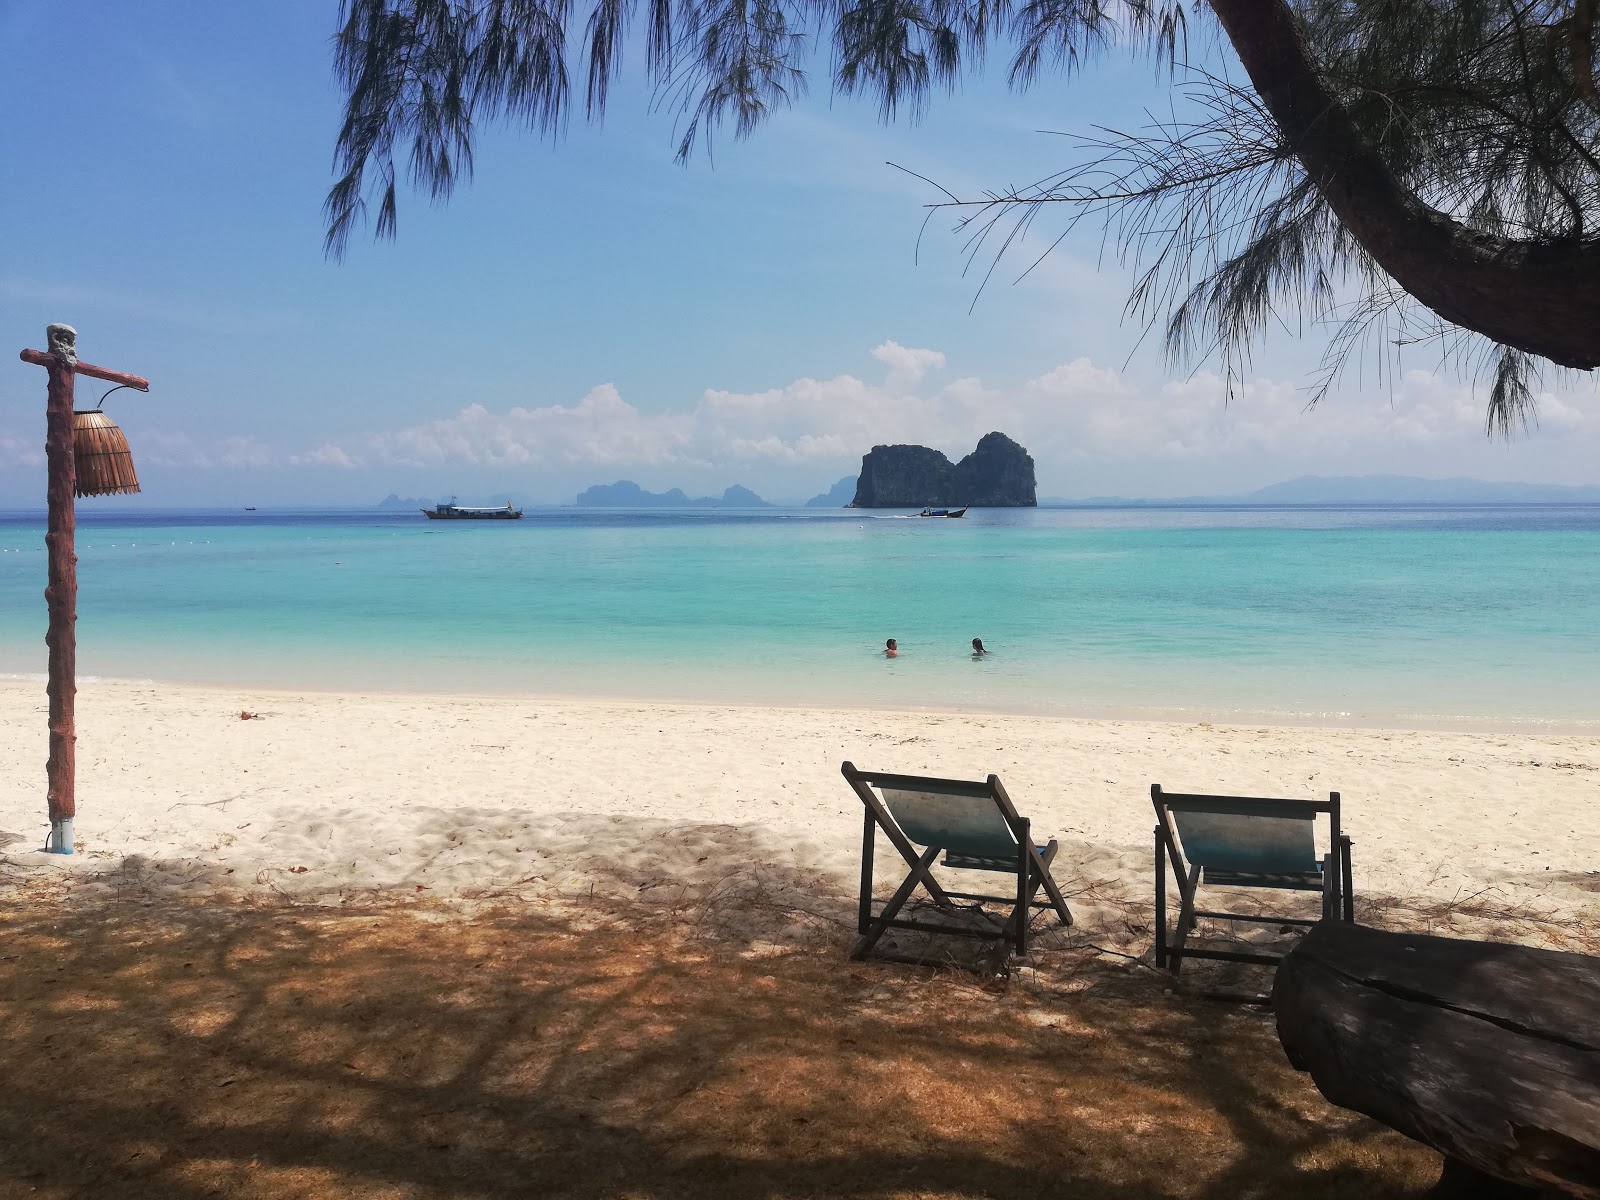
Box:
(1152, 784), (1354, 974)
(842, 761), (1072, 962)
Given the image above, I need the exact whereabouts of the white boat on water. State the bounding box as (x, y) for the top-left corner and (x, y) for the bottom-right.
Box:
(421, 499), (523, 520)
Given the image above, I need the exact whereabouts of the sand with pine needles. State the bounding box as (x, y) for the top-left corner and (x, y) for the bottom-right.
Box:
(2, 678), (1595, 959)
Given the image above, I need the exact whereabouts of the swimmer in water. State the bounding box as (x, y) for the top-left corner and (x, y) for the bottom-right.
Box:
(885, 638), (899, 658)
(971, 637), (988, 657)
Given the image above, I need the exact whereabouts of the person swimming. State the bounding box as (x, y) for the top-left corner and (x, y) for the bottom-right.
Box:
(971, 637), (988, 656)
(885, 638), (899, 658)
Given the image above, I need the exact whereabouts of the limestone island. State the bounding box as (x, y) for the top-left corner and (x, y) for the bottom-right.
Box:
(851, 432), (1036, 508)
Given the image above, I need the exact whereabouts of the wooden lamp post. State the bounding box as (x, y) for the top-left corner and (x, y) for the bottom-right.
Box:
(19, 325), (150, 854)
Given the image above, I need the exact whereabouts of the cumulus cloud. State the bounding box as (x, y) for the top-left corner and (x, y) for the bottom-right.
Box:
(291, 443), (360, 469)
(870, 340), (946, 388)
(59, 339), (1546, 493)
(138, 431), (277, 470)
(352, 353), (998, 475)
(366, 385), (697, 470)
(215, 436), (276, 470)
(330, 345), (1600, 483)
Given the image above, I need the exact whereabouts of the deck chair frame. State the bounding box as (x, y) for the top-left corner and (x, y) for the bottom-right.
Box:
(1153, 784), (1354, 974)
(842, 761), (1072, 962)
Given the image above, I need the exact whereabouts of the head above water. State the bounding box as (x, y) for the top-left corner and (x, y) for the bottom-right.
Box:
(886, 638), (897, 650)
(972, 638), (985, 653)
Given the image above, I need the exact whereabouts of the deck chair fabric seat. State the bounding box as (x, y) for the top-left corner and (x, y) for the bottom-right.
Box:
(943, 852), (1048, 873)
(842, 763), (1073, 963)
(1153, 784), (1354, 975)
(1202, 868), (1325, 891)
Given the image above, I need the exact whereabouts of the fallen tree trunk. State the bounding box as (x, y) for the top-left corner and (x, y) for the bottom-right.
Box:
(1274, 922), (1600, 1198)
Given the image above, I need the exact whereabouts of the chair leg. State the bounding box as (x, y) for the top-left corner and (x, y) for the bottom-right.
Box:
(1031, 842), (1073, 928)
(858, 808), (875, 935)
(1168, 864), (1201, 976)
(1002, 856), (1058, 957)
(1341, 836), (1355, 922)
(851, 846), (940, 960)
(1154, 825), (1167, 969)
(1015, 821), (1031, 956)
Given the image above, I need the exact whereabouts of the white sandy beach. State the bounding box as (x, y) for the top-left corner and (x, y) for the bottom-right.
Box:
(2, 679), (1596, 952)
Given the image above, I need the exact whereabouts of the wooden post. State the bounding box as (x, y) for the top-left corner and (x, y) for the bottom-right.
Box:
(43, 330), (77, 852)
(19, 325), (149, 854)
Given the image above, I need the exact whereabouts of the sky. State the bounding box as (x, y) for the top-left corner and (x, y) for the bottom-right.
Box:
(0, 1), (1596, 507)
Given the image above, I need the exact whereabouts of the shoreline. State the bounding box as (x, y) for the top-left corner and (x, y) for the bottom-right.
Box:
(4, 671), (1598, 737)
(2, 677), (1597, 954)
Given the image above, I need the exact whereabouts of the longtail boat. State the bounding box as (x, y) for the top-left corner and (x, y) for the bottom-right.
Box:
(421, 499), (523, 520)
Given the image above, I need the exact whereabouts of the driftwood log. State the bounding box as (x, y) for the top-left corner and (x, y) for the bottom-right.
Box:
(1274, 923), (1600, 1198)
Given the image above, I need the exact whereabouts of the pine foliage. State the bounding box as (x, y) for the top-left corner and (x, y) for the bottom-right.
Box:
(327, 0), (1600, 433)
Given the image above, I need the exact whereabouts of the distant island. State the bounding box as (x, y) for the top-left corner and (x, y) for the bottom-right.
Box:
(1041, 474), (1600, 506)
(376, 471), (1600, 515)
(377, 494), (434, 510)
(574, 481), (774, 508)
(804, 476), (858, 508)
(1245, 475), (1600, 504)
(853, 432), (1036, 508)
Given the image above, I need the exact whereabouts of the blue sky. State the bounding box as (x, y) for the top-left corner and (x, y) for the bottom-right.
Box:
(1, 0), (1596, 507)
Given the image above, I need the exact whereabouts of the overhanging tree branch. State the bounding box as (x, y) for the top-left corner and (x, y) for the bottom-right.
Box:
(323, 0), (1600, 431)
(1209, 0), (1600, 370)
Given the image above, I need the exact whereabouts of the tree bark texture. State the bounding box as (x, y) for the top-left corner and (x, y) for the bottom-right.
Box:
(1274, 923), (1600, 1198)
(1209, 0), (1600, 370)
(43, 354), (77, 827)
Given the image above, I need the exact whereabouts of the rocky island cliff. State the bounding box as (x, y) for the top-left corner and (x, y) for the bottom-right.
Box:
(851, 432), (1036, 508)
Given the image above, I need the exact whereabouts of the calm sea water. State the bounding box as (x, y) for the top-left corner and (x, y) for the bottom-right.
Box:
(0, 504), (1596, 729)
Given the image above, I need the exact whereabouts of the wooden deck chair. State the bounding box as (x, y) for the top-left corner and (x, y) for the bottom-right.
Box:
(842, 761), (1072, 962)
(1152, 783), (1355, 974)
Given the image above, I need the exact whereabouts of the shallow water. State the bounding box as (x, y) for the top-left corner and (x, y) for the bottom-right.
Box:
(1, 503), (1596, 728)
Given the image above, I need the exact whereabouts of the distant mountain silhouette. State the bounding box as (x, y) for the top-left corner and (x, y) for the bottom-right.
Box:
(1245, 474), (1600, 504)
(377, 493), (434, 510)
(804, 476), (858, 508)
(574, 481), (773, 508)
(719, 484), (773, 507)
(1040, 474), (1600, 506)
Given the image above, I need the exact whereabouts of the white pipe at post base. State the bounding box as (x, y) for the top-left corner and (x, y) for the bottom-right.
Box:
(46, 817), (73, 855)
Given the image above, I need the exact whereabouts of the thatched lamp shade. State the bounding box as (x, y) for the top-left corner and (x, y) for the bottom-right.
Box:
(72, 410), (140, 497)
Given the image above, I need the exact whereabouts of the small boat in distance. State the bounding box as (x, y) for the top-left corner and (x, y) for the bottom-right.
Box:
(244, 506), (256, 511)
(916, 507), (967, 518)
(422, 498), (523, 520)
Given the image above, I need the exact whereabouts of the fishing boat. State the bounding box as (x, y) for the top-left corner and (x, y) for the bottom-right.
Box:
(421, 498), (523, 520)
(916, 507), (967, 518)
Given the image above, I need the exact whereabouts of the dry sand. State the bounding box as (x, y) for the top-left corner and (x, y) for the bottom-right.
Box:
(2, 679), (1596, 958)
(2, 678), (1595, 1197)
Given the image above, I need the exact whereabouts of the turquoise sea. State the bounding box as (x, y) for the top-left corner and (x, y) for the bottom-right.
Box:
(0, 505), (1596, 729)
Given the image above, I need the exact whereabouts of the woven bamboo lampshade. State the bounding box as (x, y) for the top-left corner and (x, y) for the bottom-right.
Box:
(72, 410), (140, 497)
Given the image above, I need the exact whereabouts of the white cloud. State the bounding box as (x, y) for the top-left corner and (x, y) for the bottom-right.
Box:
(215, 436), (276, 470)
(870, 340), (946, 388)
(291, 443), (360, 469)
(337, 347), (1600, 485)
(98, 344), (1599, 495)
(137, 431), (277, 470)
(1541, 392), (1588, 433)
(366, 386), (697, 470)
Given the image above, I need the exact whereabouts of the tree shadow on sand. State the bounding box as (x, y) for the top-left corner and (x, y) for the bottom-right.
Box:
(0, 890), (1439, 1199)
